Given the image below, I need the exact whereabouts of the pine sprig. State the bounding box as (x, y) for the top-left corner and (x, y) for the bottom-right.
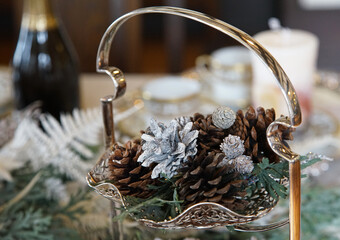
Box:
(116, 196), (182, 222)
(115, 177), (183, 222)
(0, 208), (53, 240)
(300, 154), (322, 170)
(248, 158), (289, 200)
(0, 163), (92, 240)
(247, 155), (322, 201)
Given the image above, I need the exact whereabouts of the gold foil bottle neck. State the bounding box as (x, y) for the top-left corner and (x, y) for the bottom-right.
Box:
(21, 0), (58, 31)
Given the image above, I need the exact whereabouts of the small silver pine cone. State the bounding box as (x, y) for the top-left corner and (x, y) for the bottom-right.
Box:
(217, 155), (254, 174)
(212, 106), (236, 129)
(233, 155), (254, 174)
(220, 134), (245, 159)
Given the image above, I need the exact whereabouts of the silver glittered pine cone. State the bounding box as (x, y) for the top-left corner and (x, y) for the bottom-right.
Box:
(138, 118), (199, 179)
(232, 155), (254, 174)
(175, 116), (191, 128)
(212, 106), (236, 129)
(140, 120), (166, 145)
(220, 134), (245, 159)
(217, 155), (254, 174)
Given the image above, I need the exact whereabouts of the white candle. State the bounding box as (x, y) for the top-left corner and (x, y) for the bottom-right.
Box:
(251, 29), (319, 120)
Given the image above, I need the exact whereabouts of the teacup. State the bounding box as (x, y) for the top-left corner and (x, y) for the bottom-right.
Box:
(196, 46), (252, 109)
(142, 76), (201, 117)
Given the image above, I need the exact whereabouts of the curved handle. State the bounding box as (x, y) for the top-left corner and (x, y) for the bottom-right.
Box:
(96, 6), (301, 127)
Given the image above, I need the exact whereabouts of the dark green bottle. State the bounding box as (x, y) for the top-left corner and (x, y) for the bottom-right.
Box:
(12, 0), (79, 118)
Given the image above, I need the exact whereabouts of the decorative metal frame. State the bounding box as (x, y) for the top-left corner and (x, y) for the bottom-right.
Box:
(87, 6), (302, 239)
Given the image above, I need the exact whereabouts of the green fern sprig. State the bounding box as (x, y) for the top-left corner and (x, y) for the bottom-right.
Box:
(247, 155), (322, 201)
(247, 158), (289, 200)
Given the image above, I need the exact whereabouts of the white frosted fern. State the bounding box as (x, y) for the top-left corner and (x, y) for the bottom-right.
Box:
(0, 105), (142, 183)
(0, 119), (32, 181)
(25, 108), (103, 183)
(0, 108), (100, 183)
(44, 177), (69, 203)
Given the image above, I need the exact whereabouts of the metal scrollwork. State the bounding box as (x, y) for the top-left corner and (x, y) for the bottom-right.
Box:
(92, 182), (122, 202)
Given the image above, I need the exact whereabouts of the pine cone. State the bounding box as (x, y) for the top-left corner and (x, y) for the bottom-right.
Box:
(107, 140), (157, 199)
(229, 106), (294, 163)
(228, 109), (247, 141)
(138, 118), (198, 179)
(191, 113), (226, 152)
(175, 149), (248, 212)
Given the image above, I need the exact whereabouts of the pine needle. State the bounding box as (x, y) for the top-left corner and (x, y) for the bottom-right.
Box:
(0, 171), (42, 213)
(248, 158), (289, 200)
(115, 196), (182, 222)
(114, 177), (183, 222)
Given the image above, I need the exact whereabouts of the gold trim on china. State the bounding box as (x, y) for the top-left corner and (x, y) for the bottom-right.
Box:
(142, 91), (199, 104)
(195, 54), (252, 81)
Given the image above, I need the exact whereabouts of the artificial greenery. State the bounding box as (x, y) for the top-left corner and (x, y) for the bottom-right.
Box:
(0, 106), (331, 239)
(116, 183), (340, 239)
(0, 207), (52, 240)
(0, 107), (113, 240)
(300, 154), (324, 171)
(116, 176), (183, 222)
(0, 164), (91, 240)
(115, 155), (322, 224)
(247, 155), (322, 201)
(253, 184), (340, 240)
(247, 158), (290, 200)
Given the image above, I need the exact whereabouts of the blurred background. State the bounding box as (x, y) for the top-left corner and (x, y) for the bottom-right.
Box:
(1, 1), (340, 239)
(2, 0), (340, 73)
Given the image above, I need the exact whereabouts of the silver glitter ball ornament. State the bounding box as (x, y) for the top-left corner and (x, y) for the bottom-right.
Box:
(212, 106), (236, 129)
